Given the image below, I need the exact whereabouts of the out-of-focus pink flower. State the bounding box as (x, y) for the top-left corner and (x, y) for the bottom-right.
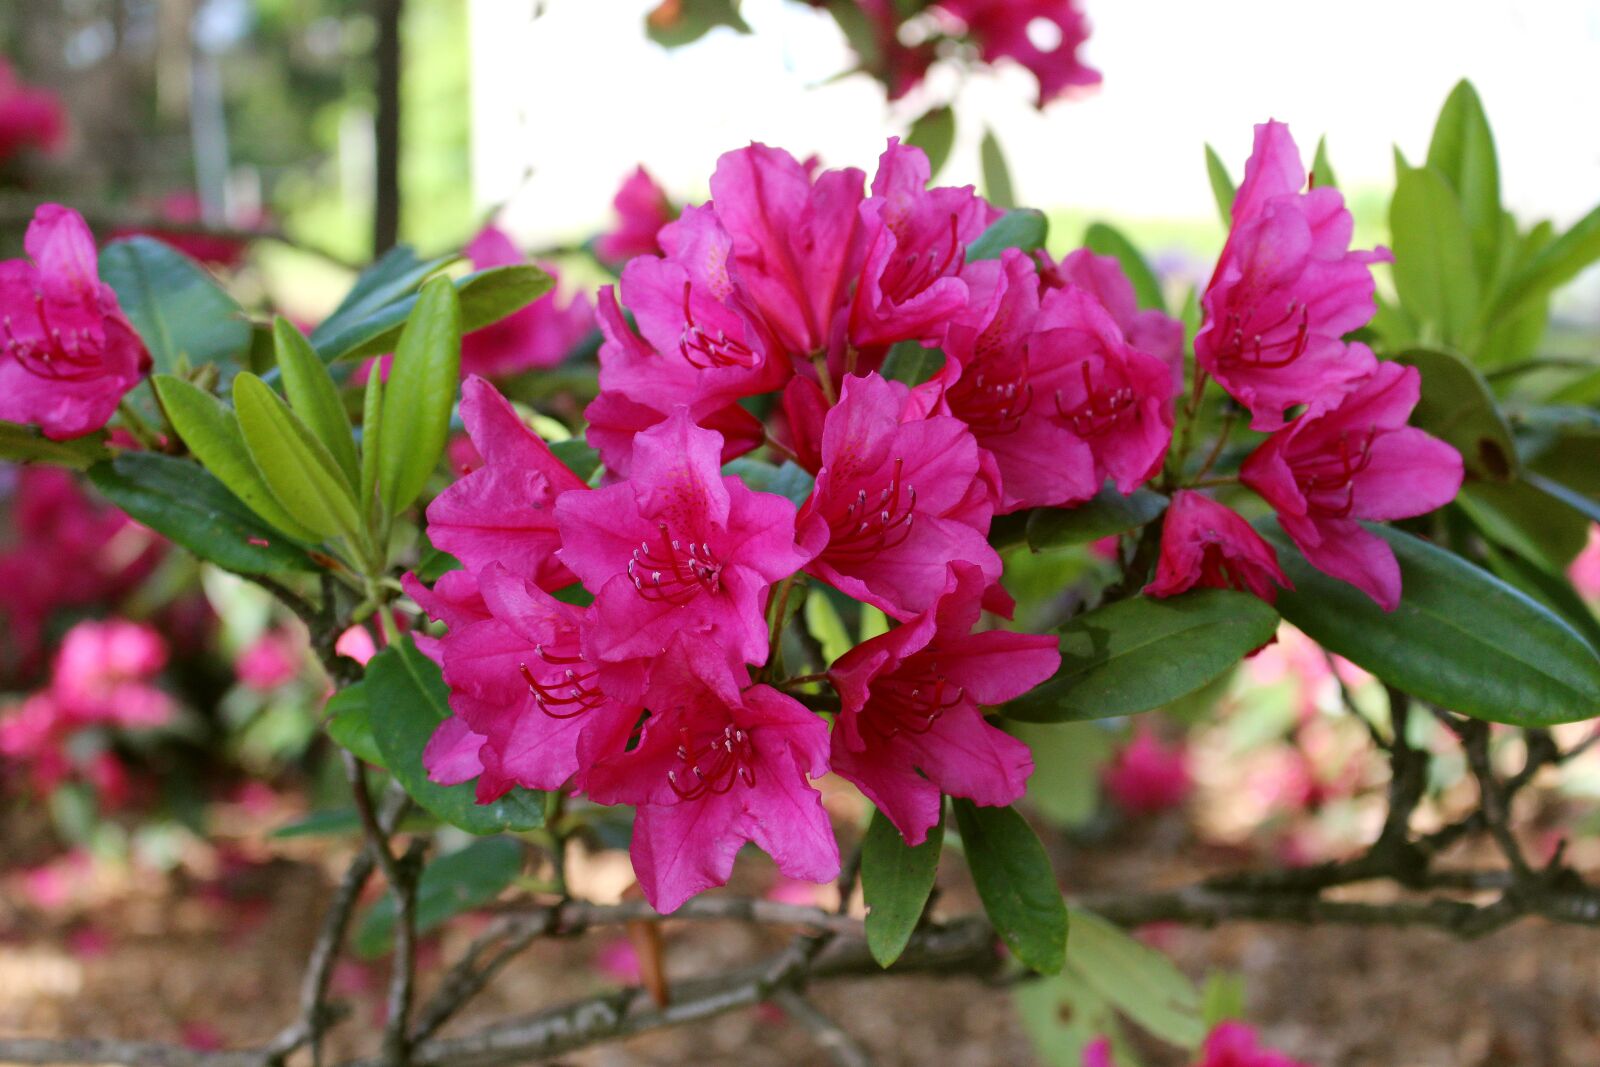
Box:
(66, 925), (114, 959)
(0, 60), (65, 164)
(180, 1023), (225, 1052)
(51, 619), (170, 727)
(936, 0), (1101, 106)
(0, 204), (151, 439)
(1145, 490), (1291, 604)
(594, 937), (642, 985)
(1570, 525), (1600, 601)
(335, 624), (378, 667)
(596, 166), (675, 265)
(1083, 1037), (1116, 1067)
(111, 193), (259, 270)
(235, 630), (303, 691)
(460, 226), (594, 376)
(1197, 1021), (1312, 1067)
(1102, 727), (1191, 815)
(15, 850), (95, 910)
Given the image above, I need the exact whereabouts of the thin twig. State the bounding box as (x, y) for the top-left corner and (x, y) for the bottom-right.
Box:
(770, 990), (876, 1067)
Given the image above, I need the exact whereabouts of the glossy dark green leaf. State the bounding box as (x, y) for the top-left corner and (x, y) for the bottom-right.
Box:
(355, 836), (524, 957)
(1389, 166), (1479, 349)
(1481, 542), (1600, 655)
(862, 806), (943, 968)
(906, 106), (955, 177)
(0, 421), (110, 470)
(1523, 471), (1600, 526)
(274, 318), (360, 488)
(1203, 144), (1235, 226)
(952, 800), (1066, 975)
(880, 341), (945, 386)
(325, 682), (385, 767)
(377, 277), (462, 516)
(311, 246), (457, 351)
(365, 639), (545, 834)
(1025, 487), (1169, 551)
(723, 457), (814, 506)
(99, 237), (251, 374)
(315, 265), (549, 365)
(967, 209), (1048, 263)
(1005, 590), (1279, 723)
(233, 372), (363, 542)
(1263, 520), (1600, 727)
(268, 808), (361, 839)
(1426, 80), (1501, 279)
(1083, 224), (1164, 312)
(550, 438), (602, 482)
(1393, 348), (1516, 480)
(980, 127), (1015, 210)
(87, 453), (316, 575)
(1456, 479), (1588, 572)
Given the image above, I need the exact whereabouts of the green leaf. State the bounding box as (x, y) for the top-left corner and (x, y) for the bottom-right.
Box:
(1389, 166), (1480, 349)
(1200, 972), (1247, 1029)
(365, 639), (545, 833)
(0, 421), (109, 470)
(1011, 721), (1116, 828)
(952, 800), (1066, 975)
(804, 588), (854, 665)
(1493, 202), (1600, 324)
(1426, 80), (1501, 280)
(1083, 223), (1164, 312)
(1068, 907), (1205, 1048)
(1392, 348), (1516, 481)
(233, 372), (363, 542)
(1523, 470), (1600, 527)
(273, 318), (360, 488)
(1025, 486), (1169, 551)
(360, 362), (385, 519)
(722, 457), (815, 506)
(87, 452), (316, 576)
(99, 237), (251, 374)
(880, 341), (945, 386)
(1310, 135), (1339, 191)
(325, 682), (385, 767)
(312, 265), (550, 366)
(311, 246), (457, 352)
(550, 438), (602, 483)
(1015, 967), (1118, 1067)
(1481, 541), (1600, 655)
(1006, 590), (1280, 723)
(1204, 144), (1236, 226)
(967, 209), (1048, 263)
(378, 276), (462, 516)
(906, 106), (955, 178)
(862, 807), (943, 968)
(1456, 479), (1588, 572)
(980, 128), (1015, 210)
(153, 374), (324, 543)
(647, 0), (750, 47)
(269, 808), (361, 839)
(355, 837), (523, 957)
(1263, 520), (1600, 727)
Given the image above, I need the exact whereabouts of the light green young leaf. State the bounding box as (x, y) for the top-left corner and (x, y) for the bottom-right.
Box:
(274, 317), (360, 488)
(377, 276), (462, 516)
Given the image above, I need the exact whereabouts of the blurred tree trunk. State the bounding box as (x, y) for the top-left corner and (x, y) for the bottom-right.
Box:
(373, 0), (403, 255)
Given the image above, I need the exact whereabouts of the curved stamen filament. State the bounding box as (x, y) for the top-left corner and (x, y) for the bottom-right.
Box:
(519, 638), (607, 719)
(826, 456), (917, 563)
(667, 722), (756, 800)
(1056, 361), (1135, 437)
(886, 213), (963, 303)
(3, 298), (105, 383)
(628, 522), (723, 603)
(678, 281), (760, 370)
(865, 667), (964, 741)
(1300, 427), (1378, 518)
(1216, 302), (1311, 370)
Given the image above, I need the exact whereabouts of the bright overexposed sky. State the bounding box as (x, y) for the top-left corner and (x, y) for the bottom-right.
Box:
(468, 0), (1600, 248)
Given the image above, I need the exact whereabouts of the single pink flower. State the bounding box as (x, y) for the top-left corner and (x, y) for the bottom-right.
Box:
(1570, 525), (1600, 601)
(847, 139), (994, 352)
(1195, 122), (1389, 431)
(936, 0), (1101, 106)
(1145, 490), (1291, 603)
(556, 408), (814, 670)
(0, 60), (65, 163)
(595, 166), (675, 265)
(0, 204), (151, 439)
(799, 372), (1005, 621)
(594, 937), (643, 984)
(235, 630), (303, 691)
(1102, 727), (1191, 815)
(1241, 361), (1463, 610)
(827, 562), (1059, 845)
(460, 226), (594, 376)
(335, 624), (378, 667)
(1198, 1021), (1313, 1067)
(426, 376), (589, 591)
(583, 636), (837, 913)
(1083, 1037), (1117, 1067)
(1039, 248), (1184, 394)
(51, 619), (171, 728)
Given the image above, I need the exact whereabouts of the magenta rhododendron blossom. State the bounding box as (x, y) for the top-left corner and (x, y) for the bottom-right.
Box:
(557, 408), (813, 669)
(111, 193), (260, 270)
(0, 60), (65, 164)
(799, 373), (1005, 620)
(585, 637), (836, 912)
(1145, 490), (1291, 603)
(460, 226), (593, 377)
(828, 563), (1058, 845)
(596, 166), (675, 265)
(426, 376), (588, 591)
(0, 205), (150, 440)
(235, 630), (303, 691)
(1195, 121), (1389, 431)
(936, 0), (1101, 106)
(1102, 726), (1192, 815)
(1197, 1022), (1313, 1067)
(52, 619), (171, 728)
(1241, 361), (1462, 610)
(1040, 247), (1185, 393)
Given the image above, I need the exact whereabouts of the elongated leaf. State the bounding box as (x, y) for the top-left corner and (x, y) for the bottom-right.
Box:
(378, 277), (462, 516)
(967, 209), (1048, 263)
(1457, 479), (1588, 572)
(154, 375), (324, 542)
(365, 639), (545, 834)
(233, 373), (363, 542)
(1426, 80), (1501, 280)
(862, 807), (943, 968)
(1310, 135), (1339, 190)
(1263, 521), (1600, 727)
(1011, 721), (1116, 828)
(1068, 907), (1204, 1048)
(88, 453), (315, 575)
(360, 363), (385, 519)
(269, 809), (361, 839)
(1524, 471), (1600, 527)
(99, 237), (251, 374)
(906, 106), (955, 178)
(1393, 348), (1516, 480)
(550, 438), (602, 482)
(1204, 144), (1235, 226)
(319, 266), (550, 364)
(1482, 542), (1600, 655)
(880, 341), (945, 386)
(647, 0), (750, 47)
(1006, 590), (1279, 723)
(1026, 486), (1168, 550)
(325, 682), (385, 767)
(0, 421), (109, 470)
(952, 800), (1066, 975)
(1389, 166), (1480, 348)
(355, 837), (523, 957)
(805, 588), (854, 665)
(1083, 224), (1164, 312)
(311, 246), (457, 350)
(981, 128), (1015, 210)
(274, 318), (360, 487)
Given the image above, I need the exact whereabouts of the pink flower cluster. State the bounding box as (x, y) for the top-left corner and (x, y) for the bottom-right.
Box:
(0, 619), (171, 803)
(0, 59), (65, 166)
(1151, 123), (1463, 611)
(1087, 1022), (1312, 1067)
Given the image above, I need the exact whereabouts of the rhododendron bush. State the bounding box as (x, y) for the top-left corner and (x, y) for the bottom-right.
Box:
(6, 8), (1600, 1064)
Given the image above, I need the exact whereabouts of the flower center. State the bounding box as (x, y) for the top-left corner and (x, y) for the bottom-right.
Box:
(825, 456), (917, 563)
(628, 522), (723, 603)
(1298, 428), (1378, 518)
(1055, 360), (1135, 437)
(950, 342), (1033, 436)
(517, 634), (604, 720)
(667, 722), (756, 799)
(883, 213), (962, 305)
(678, 281), (760, 370)
(865, 659), (964, 741)
(2, 296), (104, 383)
(1215, 302), (1311, 370)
